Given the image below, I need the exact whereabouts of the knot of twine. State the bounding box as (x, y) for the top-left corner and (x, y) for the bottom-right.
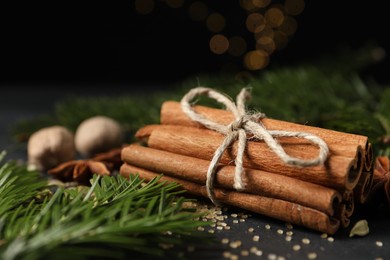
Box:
(181, 87), (329, 206)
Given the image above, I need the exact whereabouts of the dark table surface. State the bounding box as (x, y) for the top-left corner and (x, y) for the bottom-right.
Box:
(1, 86), (389, 260)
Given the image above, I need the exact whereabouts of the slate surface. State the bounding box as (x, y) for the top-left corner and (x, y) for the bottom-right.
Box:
(0, 87), (389, 260)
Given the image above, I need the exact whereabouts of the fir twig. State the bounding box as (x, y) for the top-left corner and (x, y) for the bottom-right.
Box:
(0, 154), (211, 260)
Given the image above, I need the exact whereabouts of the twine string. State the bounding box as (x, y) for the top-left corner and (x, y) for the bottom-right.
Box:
(181, 87), (329, 206)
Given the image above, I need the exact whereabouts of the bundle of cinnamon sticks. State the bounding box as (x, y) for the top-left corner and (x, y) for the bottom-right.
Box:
(120, 100), (374, 234)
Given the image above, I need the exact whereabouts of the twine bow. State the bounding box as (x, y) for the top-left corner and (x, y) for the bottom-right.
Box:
(181, 87), (329, 206)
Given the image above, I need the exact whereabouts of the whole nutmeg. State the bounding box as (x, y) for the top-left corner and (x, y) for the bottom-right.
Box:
(27, 126), (76, 171)
(75, 116), (124, 157)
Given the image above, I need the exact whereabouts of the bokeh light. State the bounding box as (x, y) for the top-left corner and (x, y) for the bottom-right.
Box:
(246, 13), (265, 33)
(210, 34), (230, 54)
(133, 0), (305, 75)
(244, 50), (269, 70)
(256, 36), (276, 54)
(265, 7), (285, 28)
(251, 0), (272, 8)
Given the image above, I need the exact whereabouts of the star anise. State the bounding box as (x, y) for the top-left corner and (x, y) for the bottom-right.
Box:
(91, 146), (124, 172)
(48, 159), (110, 186)
(370, 156), (390, 206)
(47, 146), (125, 186)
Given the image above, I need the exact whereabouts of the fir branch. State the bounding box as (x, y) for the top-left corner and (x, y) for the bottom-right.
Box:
(0, 158), (211, 260)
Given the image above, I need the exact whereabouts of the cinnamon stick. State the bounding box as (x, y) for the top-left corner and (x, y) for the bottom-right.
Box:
(120, 163), (341, 234)
(354, 170), (374, 204)
(121, 144), (342, 216)
(160, 101), (369, 164)
(136, 124), (363, 190)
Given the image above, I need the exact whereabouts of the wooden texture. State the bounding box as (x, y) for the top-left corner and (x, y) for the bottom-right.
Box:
(121, 144), (342, 216)
(120, 163), (341, 234)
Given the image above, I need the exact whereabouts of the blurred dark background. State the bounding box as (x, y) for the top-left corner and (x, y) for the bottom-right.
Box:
(0, 0), (389, 89)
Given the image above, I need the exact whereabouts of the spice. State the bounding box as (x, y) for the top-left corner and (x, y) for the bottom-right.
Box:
(369, 156), (390, 206)
(120, 164), (341, 234)
(349, 219), (369, 237)
(75, 116), (124, 157)
(27, 126), (76, 171)
(139, 124), (363, 191)
(48, 159), (110, 185)
(122, 144), (342, 216)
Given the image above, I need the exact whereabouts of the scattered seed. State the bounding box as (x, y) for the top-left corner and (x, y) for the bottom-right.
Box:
(231, 213), (238, 218)
(197, 226), (205, 231)
(233, 220), (239, 224)
(327, 237), (334, 242)
(285, 236), (292, 242)
(277, 256), (286, 260)
(376, 241), (383, 247)
(217, 226), (223, 230)
(211, 223), (216, 227)
(253, 235), (260, 242)
(293, 244), (301, 251)
(241, 250), (249, 256)
(286, 231), (293, 236)
(265, 224), (271, 230)
(223, 251), (232, 259)
(302, 238), (310, 245)
(286, 223), (293, 229)
(307, 252), (317, 259)
(239, 219), (245, 223)
(229, 240), (242, 249)
(248, 227), (254, 232)
(224, 226), (231, 230)
(320, 233), (328, 239)
(374, 257), (384, 260)
(230, 254), (239, 260)
(255, 250), (263, 256)
(242, 214), (248, 219)
(268, 253), (277, 260)
(277, 229), (284, 235)
(221, 238), (229, 244)
(250, 246), (258, 253)
(208, 229), (215, 234)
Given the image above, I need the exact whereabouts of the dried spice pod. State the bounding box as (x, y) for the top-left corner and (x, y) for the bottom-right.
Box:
(48, 159), (110, 185)
(349, 219), (369, 237)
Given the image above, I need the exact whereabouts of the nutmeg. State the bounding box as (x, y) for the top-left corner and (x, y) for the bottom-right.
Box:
(75, 116), (124, 157)
(27, 126), (76, 171)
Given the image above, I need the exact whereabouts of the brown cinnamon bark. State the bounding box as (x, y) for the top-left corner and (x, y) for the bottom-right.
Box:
(121, 144), (342, 216)
(354, 170), (374, 204)
(136, 124), (363, 190)
(120, 163), (341, 234)
(160, 101), (369, 164)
